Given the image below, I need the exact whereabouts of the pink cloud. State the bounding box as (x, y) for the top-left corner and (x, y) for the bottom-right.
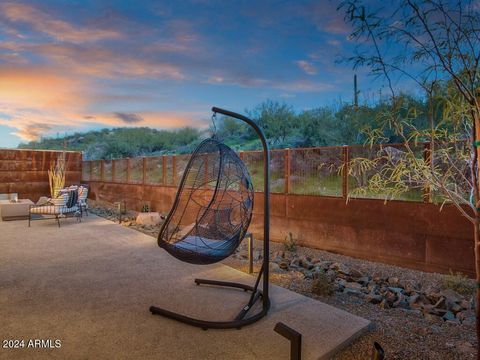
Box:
(296, 60), (317, 75)
(1, 2), (122, 43)
(9, 43), (185, 80)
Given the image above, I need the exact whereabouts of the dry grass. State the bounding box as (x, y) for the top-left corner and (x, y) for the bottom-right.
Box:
(442, 271), (474, 296)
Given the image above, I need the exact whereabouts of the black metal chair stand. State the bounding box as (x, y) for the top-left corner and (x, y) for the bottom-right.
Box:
(150, 107), (271, 330)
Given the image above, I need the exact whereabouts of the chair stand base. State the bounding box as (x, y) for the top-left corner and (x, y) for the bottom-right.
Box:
(149, 278), (270, 330)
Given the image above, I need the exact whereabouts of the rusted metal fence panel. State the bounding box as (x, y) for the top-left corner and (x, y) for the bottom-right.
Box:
(175, 154), (191, 186)
(113, 159), (127, 183)
(90, 161), (101, 182)
(0, 149), (82, 202)
(103, 160), (112, 182)
(289, 147), (343, 197)
(81, 161), (90, 182)
(128, 157), (144, 184)
(81, 142), (468, 203)
(145, 157), (164, 185)
(347, 143), (425, 202)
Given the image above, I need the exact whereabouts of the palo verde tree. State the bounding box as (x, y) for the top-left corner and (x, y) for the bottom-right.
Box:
(339, 0), (480, 355)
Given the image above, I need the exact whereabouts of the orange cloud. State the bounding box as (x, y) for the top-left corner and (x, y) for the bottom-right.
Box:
(0, 63), (204, 142)
(0, 66), (89, 109)
(1, 2), (122, 43)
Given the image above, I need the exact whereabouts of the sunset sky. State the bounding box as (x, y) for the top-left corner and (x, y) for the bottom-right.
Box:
(0, 0), (370, 148)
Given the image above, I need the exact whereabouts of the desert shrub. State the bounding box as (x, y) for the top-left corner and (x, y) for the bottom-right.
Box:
(442, 271), (474, 296)
(311, 272), (334, 297)
(284, 232), (297, 252)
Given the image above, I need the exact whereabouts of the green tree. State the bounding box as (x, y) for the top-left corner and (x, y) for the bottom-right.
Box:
(249, 100), (296, 145)
(340, 1), (480, 355)
(298, 107), (338, 146)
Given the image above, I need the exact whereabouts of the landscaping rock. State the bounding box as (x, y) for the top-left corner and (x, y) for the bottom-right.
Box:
(345, 281), (363, 290)
(433, 297), (447, 310)
(349, 268), (363, 279)
(343, 288), (364, 298)
(357, 276), (370, 285)
(299, 256), (313, 270)
(365, 293), (383, 304)
(459, 300), (471, 310)
(387, 277), (399, 285)
(135, 212), (162, 226)
(456, 340), (476, 355)
(448, 302), (463, 314)
(403, 280), (419, 294)
(424, 313), (442, 323)
(462, 316), (476, 326)
(388, 287), (404, 295)
(426, 292), (442, 304)
(303, 271), (314, 279)
(379, 299), (390, 309)
(440, 288), (462, 304)
(393, 294), (409, 309)
(442, 311), (455, 322)
(330, 262), (350, 275)
(318, 260), (333, 269)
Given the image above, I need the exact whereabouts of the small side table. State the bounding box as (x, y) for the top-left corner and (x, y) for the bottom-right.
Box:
(0, 199), (34, 221)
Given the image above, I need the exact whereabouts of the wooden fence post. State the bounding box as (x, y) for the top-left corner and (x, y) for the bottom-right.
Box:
(142, 157), (147, 185)
(126, 158), (131, 183)
(172, 155), (177, 185)
(112, 160), (116, 183)
(342, 146), (349, 199)
(285, 148), (291, 194)
(162, 156), (167, 185)
(100, 160), (104, 182)
(423, 142), (432, 203)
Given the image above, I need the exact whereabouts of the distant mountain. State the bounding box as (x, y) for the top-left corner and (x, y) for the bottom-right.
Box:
(17, 127), (204, 160)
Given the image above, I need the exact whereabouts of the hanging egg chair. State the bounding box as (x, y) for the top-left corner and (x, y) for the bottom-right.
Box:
(158, 138), (254, 265)
(150, 107), (270, 330)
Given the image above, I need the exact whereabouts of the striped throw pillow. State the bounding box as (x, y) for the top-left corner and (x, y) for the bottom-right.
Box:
(51, 194), (68, 207)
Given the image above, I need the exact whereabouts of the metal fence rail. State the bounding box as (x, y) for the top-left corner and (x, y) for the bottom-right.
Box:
(81, 142), (468, 203)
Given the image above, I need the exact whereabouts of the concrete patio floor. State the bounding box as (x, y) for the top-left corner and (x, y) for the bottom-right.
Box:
(0, 214), (369, 360)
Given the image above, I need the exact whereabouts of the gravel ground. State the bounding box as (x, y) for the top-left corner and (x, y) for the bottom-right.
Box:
(225, 240), (477, 360)
(89, 204), (476, 359)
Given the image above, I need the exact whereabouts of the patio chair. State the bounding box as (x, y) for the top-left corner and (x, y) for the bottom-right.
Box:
(78, 185), (89, 217)
(29, 190), (81, 227)
(150, 107), (270, 330)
